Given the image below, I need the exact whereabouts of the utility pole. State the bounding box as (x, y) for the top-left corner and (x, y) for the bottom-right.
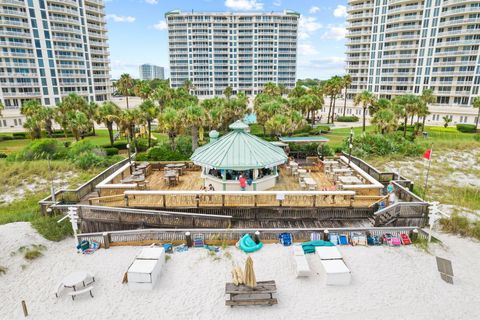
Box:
(348, 127), (354, 164)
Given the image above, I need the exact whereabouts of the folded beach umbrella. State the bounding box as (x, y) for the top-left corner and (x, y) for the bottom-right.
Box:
(244, 256), (257, 288)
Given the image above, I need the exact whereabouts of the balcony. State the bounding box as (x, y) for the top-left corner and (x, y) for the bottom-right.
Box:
(0, 40), (32, 48)
(388, 5), (423, 14)
(0, 19), (29, 28)
(441, 17), (480, 27)
(0, 8), (27, 17)
(47, 6), (78, 16)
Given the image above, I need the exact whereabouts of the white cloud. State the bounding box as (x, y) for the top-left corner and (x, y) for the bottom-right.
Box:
(145, 0), (158, 4)
(106, 14), (135, 23)
(309, 6), (320, 14)
(153, 20), (168, 30)
(224, 0), (263, 11)
(273, 0), (282, 6)
(321, 25), (347, 40)
(298, 16), (322, 40)
(298, 43), (318, 56)
(333, 5), (347, 18)
(297, 56), (346, 79)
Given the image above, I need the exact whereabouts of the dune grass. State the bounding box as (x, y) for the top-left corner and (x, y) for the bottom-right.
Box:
(440, 214), (480, 240)
(0, 265), (7, 275)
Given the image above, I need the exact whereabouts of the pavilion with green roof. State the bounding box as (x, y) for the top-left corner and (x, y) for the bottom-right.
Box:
(191, 120), (288, 191)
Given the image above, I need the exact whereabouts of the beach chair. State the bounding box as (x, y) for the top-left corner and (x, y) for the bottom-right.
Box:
(293, 245), (311, 277)
(382, 233), (401, 246)
(310, 232), (322, 241)
(351, 232), (367, 246)
(400, 233), (412, 245)
(367, 235), (380, 246)
(279, 233), (293, 246)
(329, 233), (340, 245)
(339, 234), (349, 245)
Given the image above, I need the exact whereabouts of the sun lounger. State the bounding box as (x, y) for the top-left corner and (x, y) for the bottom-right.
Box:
(310, 232), (322, 241)
(279, 233), (293, 246)
(329, 233), (340, 245)
(315, 246), (342, 260)
(383, 233), (401, 246)
(320, 260), (351, 286)
(400, 233), (412, 245)
(67, 285), (94, 301)
(351, 232), (367, 246)
(367, 235), (380, 245)
(293, 246), (310, 277)
(339, 234), (349, 245)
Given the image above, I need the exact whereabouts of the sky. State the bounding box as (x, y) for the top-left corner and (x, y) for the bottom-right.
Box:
(104, 0), (348, 80)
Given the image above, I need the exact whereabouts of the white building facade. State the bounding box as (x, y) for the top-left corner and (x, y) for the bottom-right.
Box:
(139, 64), (165, 80)
(346, 0), (480, 125)
(0, 0), (110, 131)
(165, 10), (299, 97)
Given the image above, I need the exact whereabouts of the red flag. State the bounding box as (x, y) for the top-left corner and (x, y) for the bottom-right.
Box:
(423, 149), (432, 160)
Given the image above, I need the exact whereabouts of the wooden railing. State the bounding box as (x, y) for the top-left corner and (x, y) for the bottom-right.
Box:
(88, 190), (360, 208)
(373, 201), (429, 227)
(39, 155), (134, 214)
(76, 226), (434, 247)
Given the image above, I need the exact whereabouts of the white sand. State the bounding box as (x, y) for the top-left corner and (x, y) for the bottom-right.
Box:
(1, 222), (479, 320)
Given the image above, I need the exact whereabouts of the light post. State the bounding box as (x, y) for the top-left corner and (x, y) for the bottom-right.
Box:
(126, 143), (132, 174)
(48, 156), (56, 203)
(428, 201), (439, 243)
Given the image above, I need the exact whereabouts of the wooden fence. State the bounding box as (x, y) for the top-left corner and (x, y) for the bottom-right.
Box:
(373, 201), (429, 227)
(76, 226), (432, 247)
(39, 156), (134, 214)
(88, 190), (364, 208)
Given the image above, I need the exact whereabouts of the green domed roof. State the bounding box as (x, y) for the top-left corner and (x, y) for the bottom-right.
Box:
(191, 122), (287, 170)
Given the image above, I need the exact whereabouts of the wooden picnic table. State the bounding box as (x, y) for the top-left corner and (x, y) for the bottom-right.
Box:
(121, 175), (145, 184)
(303, 177), (317, 188)
(333, 168), (352, 173)
(136, 162), (151, 176)
(164, 170), (179, 186)
(225, 280), (278, 307)
(165, 164), (185, 175)
(338, 175), (362, 185)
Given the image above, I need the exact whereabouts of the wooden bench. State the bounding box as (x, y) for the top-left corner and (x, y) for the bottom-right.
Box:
(225, 281), (277, 307)
(67, 285), (94, 301)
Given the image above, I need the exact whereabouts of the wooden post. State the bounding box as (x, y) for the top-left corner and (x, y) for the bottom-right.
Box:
(312, 195), (316, 207)
(124, 195), (129, 207)
(349, 195), (354, 207)
(323, 229), (329, 241)
(21, 300), (28, 317)
(162, 194), (166, 208)
(254, 195), (257, 207)
(222, 195), (225, 207)
(102, 232), (110, 249)
(185, 232), (193, 247)
(410, 229), (418, 242)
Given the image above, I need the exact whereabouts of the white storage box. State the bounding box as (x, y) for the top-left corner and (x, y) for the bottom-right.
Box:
(137, 247), (165, 261)
(320, 259), (351, 286)
(128, 259), (162, 290)
(315, 246), (342, 260)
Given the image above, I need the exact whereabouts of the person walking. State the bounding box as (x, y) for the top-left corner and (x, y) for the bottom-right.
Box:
(239, 174), (247, 191)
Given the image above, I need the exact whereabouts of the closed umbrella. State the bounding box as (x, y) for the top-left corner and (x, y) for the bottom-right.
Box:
(244, 256), (256, 288)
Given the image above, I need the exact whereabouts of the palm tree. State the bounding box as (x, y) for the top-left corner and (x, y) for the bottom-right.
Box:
(224, 86), (233, 100)
(183, 80), (194, 94)
(202, 97), (226, 131)
(134, 80), (153, 101)
(324, 76), (343, 124)
(158, 107), (183, 150)
(394, 94), (420, 137)
(97, 101), (121, 146)
(353, 90), (377, 133)
(182, 104), (205, 151)
(442, 115), (452, 128)
(256, 98), (286, 136)
(472, 96), (480, 130)
(56, 93), (88, 138)
(39, 106), (55, 138)
(20, 100), (43, 139)
(372, 109), (396, 134)
(119, 108), (140, 147)
(151, 82), (172, 113)
(0, 100), (4, 117)
(84, 101), (99, 136)
(370, 98), (391, 117)
(67, 110), (90, 141)
(116, 73), (134, 109)
(342, 74), (352, 116)
(420, 89), (435, 130)
(288, 85), (306, 99)
(263, 82), (281, 96)
(139, 99), (160, 148)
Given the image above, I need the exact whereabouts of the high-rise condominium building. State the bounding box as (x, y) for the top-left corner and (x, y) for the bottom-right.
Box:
(0, 0), (110, 129)
(346, 0), (480, 123)
(139, 64), (165, 80)
(165, 10), (299, 96)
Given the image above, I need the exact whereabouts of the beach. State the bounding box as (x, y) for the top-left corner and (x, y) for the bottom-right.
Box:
(1, 222), (479, 320)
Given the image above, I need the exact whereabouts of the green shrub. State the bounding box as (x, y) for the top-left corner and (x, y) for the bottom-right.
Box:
(31, 215), (73, 241)
(293, 124), (312, 134)
(456, 124), (476, 133)
(146, 138), (192, 161)
(17, 139), (66, 161)
(135, 152), (148, 161)
(310, 125), (331, 135)
(0, 152), (7, 158)
(336, 116), (359, 122)
(19, 244), (47, 260)
(68, 140), (98, 157)
(12, 132), (26, 139)
(349, 133), (424, 157)
(474, 134), (480, 142)
(135, 138), (157, 152)
(0, 135), (14, 141)
(103, 147), (119, 156)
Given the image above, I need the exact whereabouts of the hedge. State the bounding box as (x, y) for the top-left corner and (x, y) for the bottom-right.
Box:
(0, 152), (7, 158)
(12, 132), (26, 139)
(103, 147), (119, 156)
(336, 116), (359, 122)
(456, 124), (476, 133)
(0, 135), (14, 141)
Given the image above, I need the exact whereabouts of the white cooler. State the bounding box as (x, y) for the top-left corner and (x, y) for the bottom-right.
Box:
(315, 246), (342, 260)
(128, 247), (165, 291)
(320, 259), (351, 286)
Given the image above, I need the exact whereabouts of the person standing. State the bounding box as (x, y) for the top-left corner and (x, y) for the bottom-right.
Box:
(239, 175), (247, 191)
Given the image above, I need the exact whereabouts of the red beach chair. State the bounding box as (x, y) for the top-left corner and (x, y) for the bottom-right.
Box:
(400, 233), (412, 245)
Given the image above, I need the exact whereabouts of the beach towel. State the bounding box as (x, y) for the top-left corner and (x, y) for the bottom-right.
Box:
(367, 235), (380, 246)
(301, 240), (335, 254)
(84, 241), (100, 254)
(329, 233), (340, 245)
(400, 233), (412, 245)
(204, 245), (219, 252)
(175, 244), (189, 252)
(351, 232), (368, 246)
(279, 233), (293, 246)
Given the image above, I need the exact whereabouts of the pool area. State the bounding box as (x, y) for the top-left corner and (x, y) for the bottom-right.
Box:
(279, 136), (330, 143)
